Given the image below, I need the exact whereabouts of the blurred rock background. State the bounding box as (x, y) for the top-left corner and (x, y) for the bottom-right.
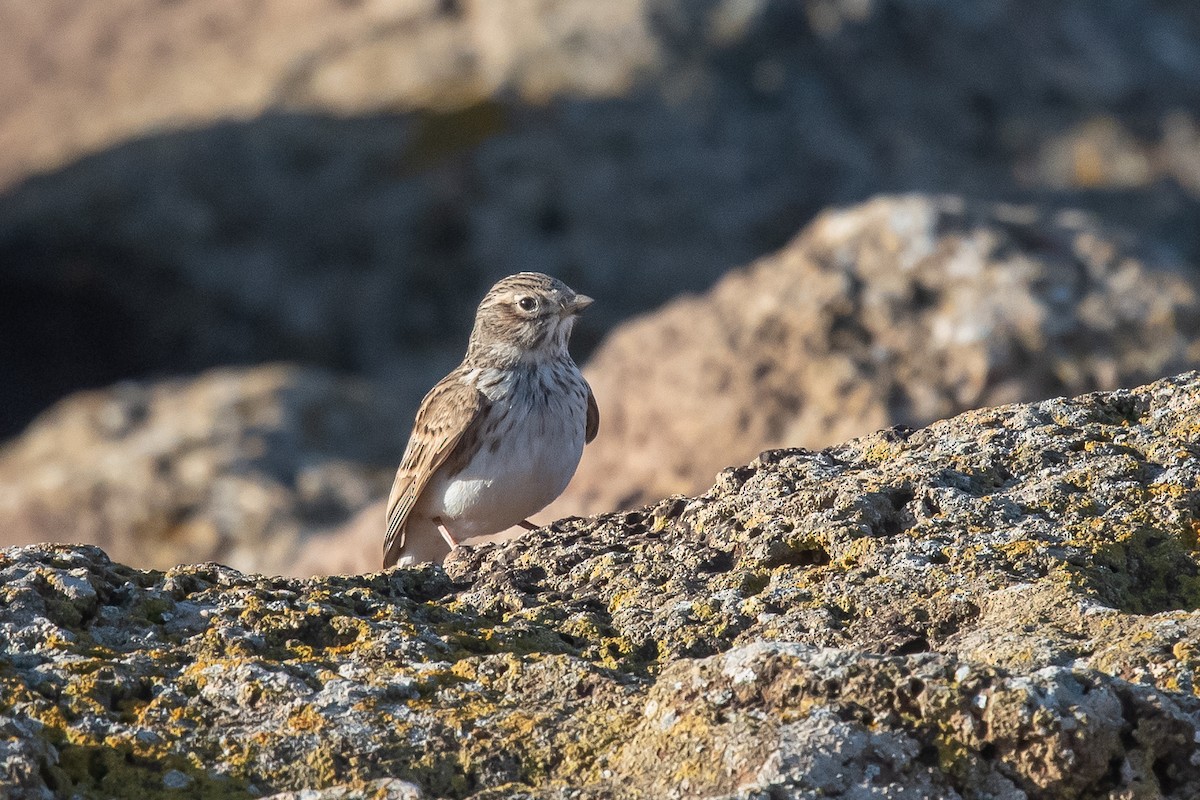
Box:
(3, 0), (1200, 575)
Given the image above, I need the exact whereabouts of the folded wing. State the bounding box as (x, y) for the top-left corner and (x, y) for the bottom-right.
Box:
(383, 370), (489, 568)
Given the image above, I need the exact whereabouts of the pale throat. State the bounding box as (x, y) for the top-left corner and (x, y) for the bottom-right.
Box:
(468, 316), (576, 368)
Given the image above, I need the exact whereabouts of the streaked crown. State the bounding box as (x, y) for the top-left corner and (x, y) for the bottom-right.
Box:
(465, 272), (593, 366)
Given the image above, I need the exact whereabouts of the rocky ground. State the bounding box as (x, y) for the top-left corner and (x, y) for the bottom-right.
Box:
(2, 372), (1198, 799)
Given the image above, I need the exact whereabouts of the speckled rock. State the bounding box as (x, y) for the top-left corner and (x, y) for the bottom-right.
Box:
(261, 779), (424, 800)
(0, 364), (405, 574)
(557, 195), (1200, 515)
(2, 373), (1199, 799)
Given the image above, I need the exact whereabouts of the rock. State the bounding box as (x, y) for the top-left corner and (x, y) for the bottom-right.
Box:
(2, 372), (1199, 798)
(0, 365), (406, 574)
(557, 194), (1200, 515)
(610, 644), (1197, 799)
(5, 1), (1200, 437)
(0, 0), (660, 188)
(5, 0), (1200, 197)
(262, 778), (425, 800)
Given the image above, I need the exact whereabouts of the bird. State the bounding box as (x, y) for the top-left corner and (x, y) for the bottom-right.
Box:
(382, 272), (599, 568)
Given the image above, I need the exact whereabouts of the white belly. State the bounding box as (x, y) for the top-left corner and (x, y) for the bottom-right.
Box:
(418, 383), (586, 540)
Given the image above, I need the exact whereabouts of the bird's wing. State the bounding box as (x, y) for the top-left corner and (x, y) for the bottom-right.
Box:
(383, 371), (489, 568)
(585, 382), (599, 444)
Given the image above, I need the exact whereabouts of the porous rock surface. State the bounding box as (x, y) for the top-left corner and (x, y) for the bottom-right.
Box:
(0, 364), (405, 574)
(3, 373), (1200, 798)
(558, 194), (1200, 515)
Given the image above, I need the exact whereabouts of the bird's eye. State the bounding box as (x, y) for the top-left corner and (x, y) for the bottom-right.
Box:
(517, 296), (538, 312)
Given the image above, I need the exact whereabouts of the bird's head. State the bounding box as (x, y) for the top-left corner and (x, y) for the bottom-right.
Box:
(466, 272), (592, 366)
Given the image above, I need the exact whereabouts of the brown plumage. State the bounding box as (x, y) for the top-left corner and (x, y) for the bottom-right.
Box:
(383, 273), (598, 568)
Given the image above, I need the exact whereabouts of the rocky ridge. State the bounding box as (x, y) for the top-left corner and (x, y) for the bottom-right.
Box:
(2, 372), (1199, 798)
(558, 193), (1200, 515)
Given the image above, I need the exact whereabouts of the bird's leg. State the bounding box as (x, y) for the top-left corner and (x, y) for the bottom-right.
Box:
(517, 519), (539, 531)
(433, 517), (460, 549)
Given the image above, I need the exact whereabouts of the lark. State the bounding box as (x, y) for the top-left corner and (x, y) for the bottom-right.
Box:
(382, 273), (599, 568)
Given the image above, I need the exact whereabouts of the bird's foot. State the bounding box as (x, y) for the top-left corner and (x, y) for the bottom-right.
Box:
(434, 518), (460, 549)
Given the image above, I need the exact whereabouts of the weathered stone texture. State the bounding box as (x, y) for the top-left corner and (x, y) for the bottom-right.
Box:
(2, 373), (1199, 798)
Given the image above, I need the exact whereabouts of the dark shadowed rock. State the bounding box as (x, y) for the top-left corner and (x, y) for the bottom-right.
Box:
(557, 194), (1200, 516)
(1, 373), (1198, 798)
(0, 365), (406, 574)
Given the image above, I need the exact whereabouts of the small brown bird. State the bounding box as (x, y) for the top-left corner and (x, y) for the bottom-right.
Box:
(383, 273), (599, 568)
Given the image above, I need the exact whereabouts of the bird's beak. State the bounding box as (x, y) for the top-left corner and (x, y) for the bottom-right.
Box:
(564, 294), (594, 316)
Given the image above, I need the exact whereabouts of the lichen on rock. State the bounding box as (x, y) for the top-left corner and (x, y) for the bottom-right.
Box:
(3, 373), (1200, 798)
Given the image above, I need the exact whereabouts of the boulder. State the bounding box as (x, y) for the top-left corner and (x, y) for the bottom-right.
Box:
(2, 372), (1198, 798)
(558, 194), (1200, 515)
(0, 365), (406, 574)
